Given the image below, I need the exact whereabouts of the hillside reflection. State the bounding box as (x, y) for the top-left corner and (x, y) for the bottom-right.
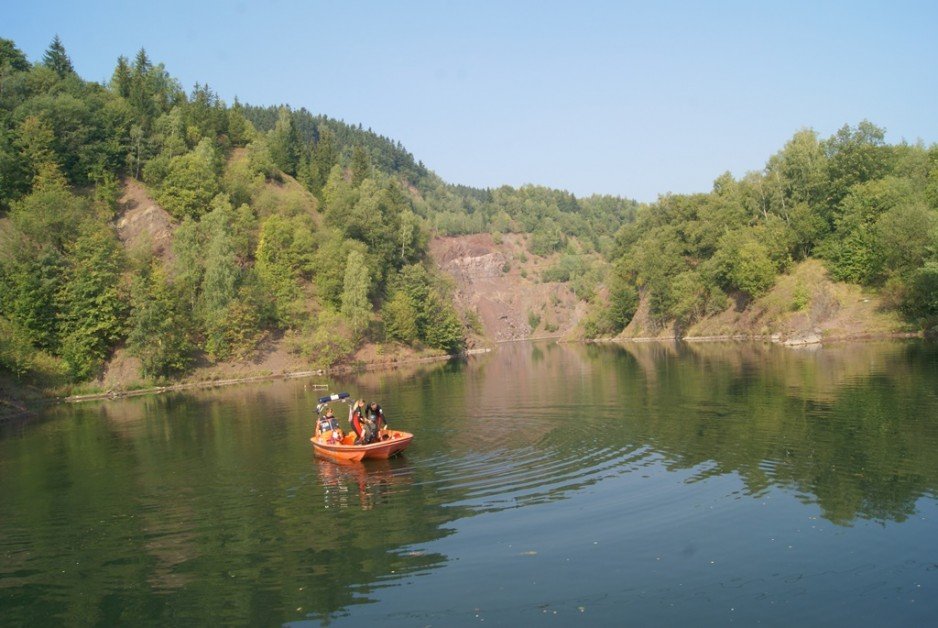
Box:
(0, 384), (457, 626)
(2, 340), (936, 625)
(614, 341), (938, 524)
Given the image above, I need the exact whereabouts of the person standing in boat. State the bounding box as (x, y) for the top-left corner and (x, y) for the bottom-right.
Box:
(316, 408), (342, 443)
(367, 401), (389, 439)
(350, 399), (376, 444)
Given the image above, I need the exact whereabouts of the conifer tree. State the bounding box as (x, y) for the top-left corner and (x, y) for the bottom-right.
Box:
(310, 126), (337, 194)
(267, 107), (300, 176)
(350, 145), (372, 186)
(42, 35), (74, 77)
(111, 55), (131, 97)
(341, 249), (371, 333)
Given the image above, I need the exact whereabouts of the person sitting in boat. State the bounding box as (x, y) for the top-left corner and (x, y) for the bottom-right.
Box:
(350, 399), (377, 445)
(316, 408), (343, 443)
(367, 401), (390, 439)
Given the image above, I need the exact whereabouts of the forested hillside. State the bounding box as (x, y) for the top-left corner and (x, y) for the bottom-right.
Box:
(1, 36), (936, 396)
(584, 123), (938, 338)
(0, 37), (635, 391)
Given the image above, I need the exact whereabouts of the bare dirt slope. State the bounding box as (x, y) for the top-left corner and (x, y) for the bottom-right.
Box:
(430, 233), (587, 344)
(115, 178), (176, 263)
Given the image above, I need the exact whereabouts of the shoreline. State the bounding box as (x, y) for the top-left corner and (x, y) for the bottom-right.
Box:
(591, 330), (922, 346)
(2, 332), (929, 421)
(59, 348), (491, 403)
(2, 347), (497, 417)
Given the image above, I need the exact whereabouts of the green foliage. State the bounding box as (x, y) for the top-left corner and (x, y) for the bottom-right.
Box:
(0, 316), (37, 377)
(226, 101), (255, 146)
(415, 183), (637, 246)
(0, 127), (27, 208)
(5, 34), (938, 372)
(785, 201), (829, 259)
(57, 227), (127, 381)
(170, 218), (204, 310)
(200, 195), (248, 318)
(184, 83), (228, 147)
(350, 145), (372, 186)
(542, 255), (587, 283)
(424, 293), (465, 353)
(92, 169), (122, 215)
(312, 230), (355, 307)
(127, 266), (194, 378)
(1, 178), (97, 357)
(383, 289), (419, 343)
(288, 309), (355, 369)
(875, 202), (935, 278)
(528, 220), (565, 256)
(251, 182), (312, 218)
(0, 38), (30, 73)
(204, 292), (265, 361)
(340, 249), (372, 334)
(255, 216), (302, 326)
(42, 35), (75, 77)
(791, 283), (810, 311)
(201, 229), (238, 316)
(593, 121), (938, 336)
(464, 308), (484, 335)
(10, 165), (85, 249)
(825, 120), (892, 211)
(606, 262), (640, 331)
(222, 151), (265, 207)
(527, 310), (541, 331)
(766, 128), (828, 209)
(711, 230), (777, 297)
(385, 264), (465, 352)
(240, 105), (427, 186)
(818, 177), (919, 284)
(267, 107), (300, 176)
(901, 262), (938, 326)
(325, 173), (422, 294)
(0, 235), (67, 351)
(155, 138), (220, 219)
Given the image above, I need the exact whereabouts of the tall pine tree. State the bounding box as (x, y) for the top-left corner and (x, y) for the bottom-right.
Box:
(42, 35), (74, 77)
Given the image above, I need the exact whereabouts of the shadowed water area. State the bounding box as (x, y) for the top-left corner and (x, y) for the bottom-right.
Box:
(1, 340), (937, 625)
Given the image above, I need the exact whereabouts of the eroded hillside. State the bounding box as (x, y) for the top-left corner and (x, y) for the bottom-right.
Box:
(430, 233), (588, 344)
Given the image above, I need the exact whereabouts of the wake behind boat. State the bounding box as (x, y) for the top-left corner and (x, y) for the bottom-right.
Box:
(311, 392), (413, 462)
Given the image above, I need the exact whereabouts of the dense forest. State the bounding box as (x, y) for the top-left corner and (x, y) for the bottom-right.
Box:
(0, 37), (636, 388)
(1, 36), (936, 391)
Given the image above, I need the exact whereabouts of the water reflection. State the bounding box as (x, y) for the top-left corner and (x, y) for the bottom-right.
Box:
(316, 457), (415, 511)
(0, 381), (460, 626)
(1, 340), (936, 625)
(610, 340), (938, 525)
(338, 340), (938, 528)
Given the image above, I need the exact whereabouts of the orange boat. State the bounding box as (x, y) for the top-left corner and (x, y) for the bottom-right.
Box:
(311, 430), (414, 463)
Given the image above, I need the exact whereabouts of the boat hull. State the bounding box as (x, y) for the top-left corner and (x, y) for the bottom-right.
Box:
(311, 430), (413, 462)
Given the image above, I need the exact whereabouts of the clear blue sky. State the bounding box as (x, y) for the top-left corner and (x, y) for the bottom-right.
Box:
(5, 0), (937, 202)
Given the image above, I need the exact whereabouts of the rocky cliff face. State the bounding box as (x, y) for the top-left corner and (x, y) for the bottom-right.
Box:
(430, 233), (586, 345)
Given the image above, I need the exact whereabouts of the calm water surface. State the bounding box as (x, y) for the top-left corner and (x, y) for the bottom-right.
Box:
(1, 341), (937, 626)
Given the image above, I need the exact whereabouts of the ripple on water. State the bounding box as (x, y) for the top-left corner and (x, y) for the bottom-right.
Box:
(418, 433), (658, 512)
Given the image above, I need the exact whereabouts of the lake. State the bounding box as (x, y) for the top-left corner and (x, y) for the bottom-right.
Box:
(1, 340), (937, 626)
